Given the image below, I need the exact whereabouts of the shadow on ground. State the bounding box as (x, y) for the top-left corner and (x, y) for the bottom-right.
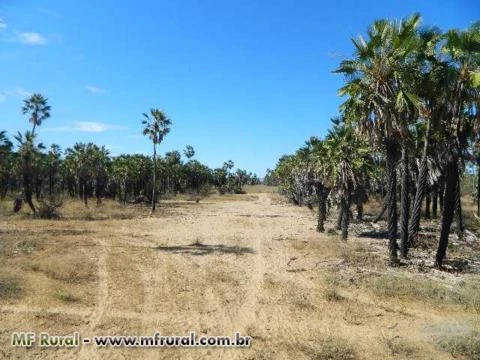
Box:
(154, 242), (256, 256)
(358, 230), (389, 239)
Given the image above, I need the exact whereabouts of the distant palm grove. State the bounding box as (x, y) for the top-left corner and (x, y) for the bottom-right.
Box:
(0, 95), (260, 216)
(266, 15), (479, 268)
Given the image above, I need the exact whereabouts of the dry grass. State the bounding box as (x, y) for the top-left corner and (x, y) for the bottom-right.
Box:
(244, 185), (278, 193)
(53, 290), (79, 302)
(39, 255), (96, 283)
(324, 287), (345, 302)
(380, 332), (420, 358)
(0, 194), (479, 359)
(438, 331), (480, 359)
(367, 274), (480, 314)
(301, 336), (358, 360)
(0, 275), (21, 298)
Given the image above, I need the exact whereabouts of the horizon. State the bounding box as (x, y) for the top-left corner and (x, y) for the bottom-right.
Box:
(1, 0), (478, 176)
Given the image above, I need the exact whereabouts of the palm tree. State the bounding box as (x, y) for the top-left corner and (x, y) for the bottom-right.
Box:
(336, 14), (422, 263)
(323, 119), (373, 240)
(407, 28), (448, 253)
(184, 145), (195, 159)
(46, 144), (62, 195)
(0, 131), (14, 199)
(142, 109), (172, 213)
(434, 23), (480, 267)
(22, 93), (51, 136)
(14, 131), (44, 213)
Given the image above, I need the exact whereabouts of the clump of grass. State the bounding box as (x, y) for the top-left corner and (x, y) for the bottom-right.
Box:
(15, 239), (37, 253)
(380, 333), (418, 357)
(36, 198), (62, 219)
(324, 272), (342, 287)
(324, 288), (345, 302)
(372, 275), (480, 313)
(23, 262), (40, 272)
(342, 305), (364, 325)
(53, 290), (78, 302)
(81, 211), (96, 221)
(340, 243), (382, 268)
(109, 210), (136, 220)
(303, 336), (357, 360)
(439, 331), (480, 359)
(370, 275), (460, 305)
(0, 276), (21, 298)
(191, 237), (204, 247)
(458, 279), (480, 314)
(42, 258), (96, 283)
(291, 291), (316, 310)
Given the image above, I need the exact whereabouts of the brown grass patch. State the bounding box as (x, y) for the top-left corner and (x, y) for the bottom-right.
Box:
(0, 275), (21, 298)
(301, 336), (358, 360)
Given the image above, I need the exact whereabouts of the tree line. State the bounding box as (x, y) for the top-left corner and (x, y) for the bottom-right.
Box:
(270, 15), (479, 268)
(0, 96), (260, 215)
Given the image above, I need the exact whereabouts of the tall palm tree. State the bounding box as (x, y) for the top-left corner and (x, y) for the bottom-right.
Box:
(0, 131), (14, 199)
(336, 14), (422, 264)
(14, 131), (44, 213)
(22, 93), (51, 136)
(407, 28), (450, 253)
(142, 108), (172, 213)
(323, 119), (373, 240)
(434, 23), (480, 267)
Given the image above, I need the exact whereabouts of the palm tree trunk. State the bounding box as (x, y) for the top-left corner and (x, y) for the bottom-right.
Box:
(336, 206), (343, 231)
(407, 117), (431, 248)
(373, 198), (388, 223)
(151, 144), (157, 214)
(425, 191), (431, 219)
(386, 141), (399, 265)
(477, 160), (480, 217)
(24, 174), (36, 214)
(83, 182), (88, 207)
(432, 186), (438, 218)
(316, 184), (327, 232)
(400, 145), (410, 258)
(340, 197), (349, 240)
(454, 176), (464, 241)
(439, 180), (444, 214)
(356, 203), (363, 220)
(435, 159), (458, 268)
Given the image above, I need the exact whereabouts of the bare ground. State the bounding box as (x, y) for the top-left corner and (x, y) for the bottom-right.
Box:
(0, 192), (479, 359)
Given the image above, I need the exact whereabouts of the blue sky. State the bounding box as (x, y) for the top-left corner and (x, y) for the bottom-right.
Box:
(0, 1), (478, 176)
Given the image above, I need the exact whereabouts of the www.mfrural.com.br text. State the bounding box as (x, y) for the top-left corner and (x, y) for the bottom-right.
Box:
(11, 331), (252, 348)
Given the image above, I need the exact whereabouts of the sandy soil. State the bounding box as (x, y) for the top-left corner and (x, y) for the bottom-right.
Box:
(0, 193), (479, 359)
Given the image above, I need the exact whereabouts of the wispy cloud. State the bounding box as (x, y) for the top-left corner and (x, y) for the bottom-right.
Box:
(15, 32), (48, 45)
(86, 86), (104, 94)
(0, 19), (7, 30)
(0, 94), (6, 104)
(327, 51), (345, 59)
(45, 121), (128, 133)
(15, 87), (32, 97)
(75, 121), (124, 132)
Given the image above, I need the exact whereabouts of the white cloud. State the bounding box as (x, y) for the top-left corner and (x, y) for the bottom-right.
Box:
(45, 121), (127, 133)
(327, 51), (345, 59)
(15, 87), (32, 97)
(0, 19), (7, 30)
(86, 86), (104, 94)
(16, 32), (48, 45)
